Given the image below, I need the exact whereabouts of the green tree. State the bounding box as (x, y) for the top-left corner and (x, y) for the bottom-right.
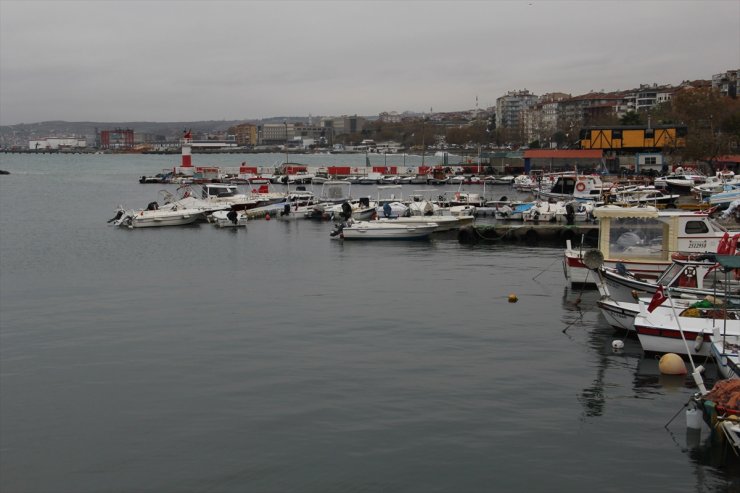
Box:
(619, 111), (642, 125)
(671, 87), (740, 167)
(552, 131), (568, 149)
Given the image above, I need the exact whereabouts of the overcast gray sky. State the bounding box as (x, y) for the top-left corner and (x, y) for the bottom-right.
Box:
(0, 0), (738, 125)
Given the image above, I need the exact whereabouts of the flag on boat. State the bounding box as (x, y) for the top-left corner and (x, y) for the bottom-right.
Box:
(647, 285), (668, 313)
(717, 232), (731, 254)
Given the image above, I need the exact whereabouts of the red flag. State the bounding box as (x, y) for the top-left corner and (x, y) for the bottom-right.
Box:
(647, 285), (667, 313)
(717, 232), (731, 254)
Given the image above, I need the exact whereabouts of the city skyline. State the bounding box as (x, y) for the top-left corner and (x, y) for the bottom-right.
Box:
(1, 0), (738, 126)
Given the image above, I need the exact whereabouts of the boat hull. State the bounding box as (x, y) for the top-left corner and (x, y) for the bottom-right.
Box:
(124, 210), (203, 228)
(333, 222), (438, 240)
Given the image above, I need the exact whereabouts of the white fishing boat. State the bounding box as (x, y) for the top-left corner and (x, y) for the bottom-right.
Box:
(210, 209), (248, 228)
(605, 186), (680, 207)
(654, 167), (707, 191)
(112, 204), (203, 229)
(563, 206), (733, 286)
(372, 215), (472, 232)
(634, 278), (739, 358)
(330, 219), (438, 240)
(492, 201), (535, 221)
(705, 255), (740, 378)
(691, 171), (738, 201)
(711, 329), (740, 380)
(594, 266), (698, 332)
(709, 184), (740, 208)
(535, 173), (609, 202)
(600, 251), (740, 304)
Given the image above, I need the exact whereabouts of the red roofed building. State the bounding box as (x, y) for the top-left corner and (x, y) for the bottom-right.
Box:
(523, 149), (604, 173)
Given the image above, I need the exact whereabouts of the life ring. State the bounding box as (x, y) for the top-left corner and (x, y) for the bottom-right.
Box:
(576, 182), (586, 192)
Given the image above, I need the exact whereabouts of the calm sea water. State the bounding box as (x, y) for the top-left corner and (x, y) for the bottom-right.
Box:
(1, 152), (739, 493)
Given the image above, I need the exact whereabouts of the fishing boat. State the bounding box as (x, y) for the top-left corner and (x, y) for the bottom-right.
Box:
(605, 186), (680, 207)
(563, 206), (733, 286)
(709, 184), (740, 208)
(634, 280), (740, 358)
(654, 167), (707, 192)
(534, 173), (609, 202)
(595, 267), (703, 333)
(111, 204), (203, 229)
(210, 209), (248, 228)
(330, 219), (438, 240)
(600, 251), (740, 304)
(492, 201), (535, 221)
(372, 215), (472, 232)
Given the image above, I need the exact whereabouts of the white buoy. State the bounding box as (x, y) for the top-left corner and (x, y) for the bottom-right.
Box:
(612, 340), (624, 350)
(694, 335), (704, 352)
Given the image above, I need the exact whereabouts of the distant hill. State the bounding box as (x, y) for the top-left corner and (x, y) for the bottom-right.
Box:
(0, 120), (254, 147)
(0, 116), (363, 148)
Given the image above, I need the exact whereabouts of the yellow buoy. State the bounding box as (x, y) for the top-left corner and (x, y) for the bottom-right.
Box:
(659, 353), (687, 375)
(508, 294), (518, 303)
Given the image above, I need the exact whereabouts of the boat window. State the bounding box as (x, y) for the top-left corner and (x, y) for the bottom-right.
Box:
(685, 221), (709, 235)
(658, 263), (685, 285)
(608, 217), (667, 260)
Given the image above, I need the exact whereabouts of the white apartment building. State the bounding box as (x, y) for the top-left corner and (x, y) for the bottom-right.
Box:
(495, 90), (538, 130)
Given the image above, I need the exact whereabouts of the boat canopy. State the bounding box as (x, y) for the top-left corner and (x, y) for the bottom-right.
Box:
(716, 255), (740, 270)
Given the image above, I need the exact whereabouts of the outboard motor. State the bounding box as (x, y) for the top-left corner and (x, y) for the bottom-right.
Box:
(565, 202), (575, 225)
(330, 222), (345, 237)
(107, 209), (124, 223)
(383, 202), (392, 218)
(341, 201), (353, 220)
(282, 203), (291, 216)
(226, 209), (238, 225)
(616, 262), (630, 277)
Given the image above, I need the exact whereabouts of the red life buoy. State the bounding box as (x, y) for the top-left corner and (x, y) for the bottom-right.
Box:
(576, 182), (586, 192)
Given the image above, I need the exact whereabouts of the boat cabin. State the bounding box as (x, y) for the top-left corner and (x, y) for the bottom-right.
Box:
(201, 183), (239, 199)
(547, 175), (605, 200)
(593, 206), (728, 266)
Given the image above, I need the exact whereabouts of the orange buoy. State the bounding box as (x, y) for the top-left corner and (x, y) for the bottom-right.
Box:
(508, 294), (518, 303)
(658, 353), (687, 375)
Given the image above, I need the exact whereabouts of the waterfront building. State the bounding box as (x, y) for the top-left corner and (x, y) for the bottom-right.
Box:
(28, 137), (87, 150)
(229, 123), (258, 147)
(258, 123), (294, 145)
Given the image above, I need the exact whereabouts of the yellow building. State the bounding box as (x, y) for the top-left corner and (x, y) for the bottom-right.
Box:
(580, 125), (687, 150)
(230, 123), (258, 147)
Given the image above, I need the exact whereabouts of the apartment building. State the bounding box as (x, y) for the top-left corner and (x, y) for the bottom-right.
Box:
(713, 69), (739, 98)
(495, 90), (538, 130)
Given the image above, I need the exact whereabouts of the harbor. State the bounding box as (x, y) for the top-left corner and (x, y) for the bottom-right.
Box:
(3, 152), (740, 492)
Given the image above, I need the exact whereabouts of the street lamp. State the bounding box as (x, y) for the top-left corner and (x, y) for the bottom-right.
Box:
(284, 120), (289, 165)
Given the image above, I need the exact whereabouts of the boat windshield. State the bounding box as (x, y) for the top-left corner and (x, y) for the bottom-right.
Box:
(607, 217), (667, 260)
(657, 263), (685, 286)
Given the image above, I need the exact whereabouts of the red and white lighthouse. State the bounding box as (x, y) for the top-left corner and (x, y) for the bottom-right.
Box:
(181, 130), (192, 167)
